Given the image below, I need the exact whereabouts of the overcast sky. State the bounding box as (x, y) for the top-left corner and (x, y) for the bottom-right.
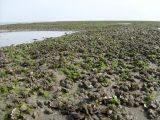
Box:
(0, 0), (160, 23)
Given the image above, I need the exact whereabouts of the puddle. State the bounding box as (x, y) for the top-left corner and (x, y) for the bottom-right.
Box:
(117, 23), (131, 25)
(0, 31), (75, 47)
(124, 106), (148, 120)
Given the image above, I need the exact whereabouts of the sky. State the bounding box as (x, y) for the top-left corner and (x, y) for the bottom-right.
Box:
(0, 0), (160, 23)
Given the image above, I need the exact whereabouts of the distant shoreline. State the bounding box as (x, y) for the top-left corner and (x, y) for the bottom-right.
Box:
(0, 21), (160, 32)
(0, 23), (16, 25)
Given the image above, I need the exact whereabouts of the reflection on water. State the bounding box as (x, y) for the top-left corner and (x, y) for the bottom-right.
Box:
(0, 31), (74, 47)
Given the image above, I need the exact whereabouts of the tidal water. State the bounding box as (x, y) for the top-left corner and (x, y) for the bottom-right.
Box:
(0, 31), (74, 47)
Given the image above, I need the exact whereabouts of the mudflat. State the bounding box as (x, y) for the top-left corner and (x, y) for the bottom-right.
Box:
(0, 21), (160, 120)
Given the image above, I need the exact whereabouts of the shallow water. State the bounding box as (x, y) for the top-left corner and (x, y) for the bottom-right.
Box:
(0, 31), (74, 47)
(125, 107), (148, 120)
(117, 23), (131, 25)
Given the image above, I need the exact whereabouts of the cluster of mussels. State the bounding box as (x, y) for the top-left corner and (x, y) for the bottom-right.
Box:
(0, 25), (160, 120)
